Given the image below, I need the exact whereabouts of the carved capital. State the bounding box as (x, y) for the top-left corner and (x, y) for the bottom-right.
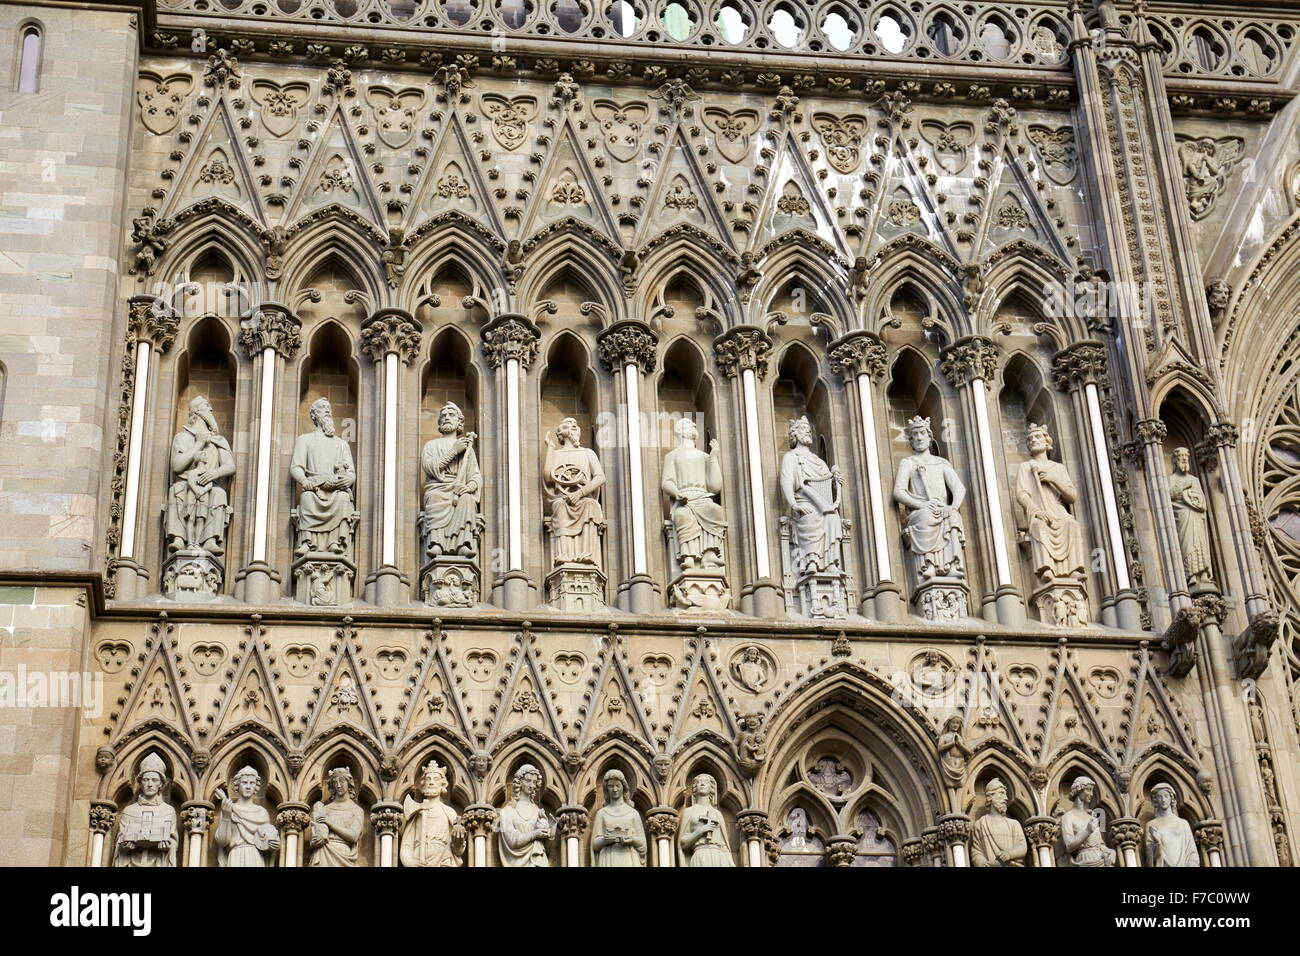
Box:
(179, 800), (214, 834)
(1051, 341), (1108, 391)
(937, 812), (971, 848)
(736, 808), (769, 841)
(481, 314), (541, 371)
(1135, 418), (1167, 445)
(900, 837), (926, 867)
(1194, 820), (1225, 852)
(596, 320), (658, 374)
(360, 309), (421, 364)
(939, 336), (1000, 388)
(1109, 817), (1142, 850)
(370, 801), (404, 837)
(920, 827), (942, 860)
(828, 330), (887, 383)
(556, 805), (590, 839)
(238, 304), (302, 360)
(1024, 816), (1059, 850)
(461, 803), (498, 836)
(1195, 590), (1228, 628)
(827, 835), (857, 867)
(276, 802), (312, 834)
(89, 800), (118, 834)
(645, 806), (678, 839)
(1205, 421), (1239, 449)
(713, 326), (773, 380)
(127, 296), (180, 353)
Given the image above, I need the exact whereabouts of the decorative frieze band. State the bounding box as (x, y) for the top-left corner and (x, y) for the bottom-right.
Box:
(939, 336), (1001, 388)
(829, 330), (888, 382)
(481, 314), (541, 371)
(238, 304), (302, 360)
(360, 309), (422, 364)
(713, 326), (774, 380)
(596, 320), (658, 374)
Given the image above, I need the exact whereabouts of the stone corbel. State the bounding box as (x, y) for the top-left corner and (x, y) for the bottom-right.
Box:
(1233, 610), (1279, 680)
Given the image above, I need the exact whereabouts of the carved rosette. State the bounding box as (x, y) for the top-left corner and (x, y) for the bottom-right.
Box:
(827, 836), (857, 867)
(596, 320), (658, 374)
(713, 326), (774, 380)
(556, 805), (590, 840)
(1193, 820), (1224, 854)
(461, 804), (498, 836)
(360, 309), (421, 364)
(238, 304), (302, 360)
(1051, 341), (1108, 392)
(481, 314), (541, 370)
(276, 803), (312, 834)
(127, 296), (180, 353)
(370, 801), (404, 837)
(828, 330), (887, 383)
(89, 800), (118, 834)
(645, 807), (678, 839)
(1024, 816), (1060, 850)
(1109, 817), (1142, 851)
(939, 336), (1001, 388)
(179, 801), (214, 834)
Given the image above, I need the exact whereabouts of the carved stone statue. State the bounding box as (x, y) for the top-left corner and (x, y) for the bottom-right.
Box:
(590, 769), (646, 867)
(969, 778), (1027, 867)
(779, 416), (849, 618)
(543, 418), (607, 610)
(893, 416), (968, 620)
(663, 417), (731, 609)
(1056, 775), (1116, 867)
(114, 751), (177, 867)
(678, 773), (734, 866)
(937, 715), (971, 788)
(496, 764), (554, 867)
(290, 398), (359, 605)
(1015, 424), (1089, 626)
(1144, 783), (1200, 867)
(1169, 447), (1213, 588)
(214, 766), (281, 867)
(162, 396), (235, 600)
(308, 767), (364, 867)
(421, 402), (482, 558)
(400, 759), (466, 867)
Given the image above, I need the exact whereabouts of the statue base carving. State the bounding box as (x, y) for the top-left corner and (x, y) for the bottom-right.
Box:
(789, 570), (849, 620)
(1030, 577), (1090, 628)
(162, 549), (222, 602)
(422, 554), (480, 608)
(293, 554), (356, 607)
(913, 576), (969, 622)
(545, 563), (605, 613)
(669, 569), (732, 611)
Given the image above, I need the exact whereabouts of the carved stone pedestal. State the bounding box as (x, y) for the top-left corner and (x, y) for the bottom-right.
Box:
(422, 554), (480, 608)
(162, 549), (223, 601)
(669, 569), (732, 611)
(545, 562), (605, 612)
(913, 576), (969, 621)
(293, 554), (356, 606)
(791, 571), (849, 620)
(1031, 577), (1090, 628)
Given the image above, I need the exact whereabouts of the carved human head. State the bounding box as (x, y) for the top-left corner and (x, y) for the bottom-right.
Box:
(557, 417), (581, 445)
(310, 398), (335, 436)
(326, 766), (355, 800)
(437, 402), (465, 435)
(984, 777), (1009, 814)
(1150, 782), (1178, 813)
(232, 765), (262, 799)
(189, 395), (214, 423)
(137, 751), (167, 799)
(1173, 447), (1191, 473)
(692, 773), (718, 806)
(512, 764), (542, 801)
(788, 416), (813, 449)
(1026, 423), (1053, 455)
(1069, 775), (1096, 804)
(602, 768), (630, 803)
(674, 416), (699, 443)
(419, 759), (449, 799)
(905, 416), (932, 453)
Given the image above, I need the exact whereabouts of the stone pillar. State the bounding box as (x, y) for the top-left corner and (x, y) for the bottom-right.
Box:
(370, 801), (403, 867)
(940, 336), (1025, 625)
(360, 309), (421, 606)
(113, 296), (180, 600)
(827, 835), (857, 867)
(646, 806), (677, 867)
(179, 800), (213, 867)
(737, 808), (770, 867)
(597, 320), (661, 613)
(276, 802), (310, 867)
(1024, 816), (1059, 868)
(557, 804), (589, 867)
(938, 812), (971, 867)
(1195, 820), (1225, 867)
(900, 837), (926, 867)
(1110, 817), (1141, 867)
(87, 800), (117, 867)
(922, 826), (944, 867)
(1202, 422), (1270, 620)
(713, 327), (780, 617)
(829, 330), (903, 620)
(463, 804), (497, 867)
(481, 315), (541, 610)
(234, 304), (301, 604)
(1052, 343), (1142, 629)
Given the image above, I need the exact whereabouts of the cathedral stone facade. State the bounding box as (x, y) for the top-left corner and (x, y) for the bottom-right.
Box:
(1, 0), (1298, 867)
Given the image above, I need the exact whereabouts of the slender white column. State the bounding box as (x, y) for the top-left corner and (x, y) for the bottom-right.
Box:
(474, 831), (488, 867)
(1037, 844), (1053, 867)
(741, 367), (771, 579)
(88, 830), (106, 867)
(506, 355), (523, 570)
(971, 377), (1012, 586)
(180, 801), (213, 867)
(1085, 381), (1131, 590)
(283, 830), (300, 867)
(857, 372), (891, 582)
(382, 350), (398, 566)
(252, 347), (275, 563)
(119, 341), (151, 560)
(747, 837), (763, 867)
(625, 364), (648, 576)
(566, 834), (580, 866)
(371, 802), (402, 867)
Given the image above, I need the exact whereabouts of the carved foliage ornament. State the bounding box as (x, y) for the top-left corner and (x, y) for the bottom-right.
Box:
(713, 327), (773, 380)
(596, 321), (658, 374)
(238, 308), (302, 359)
(481, 316), (541, 370)
(940, 337), (1001, 388)
(812, 114), (868, 174)
(480, 94), (538, 151)
(828, 332), (886, 382)
(360, 312), (421, 363)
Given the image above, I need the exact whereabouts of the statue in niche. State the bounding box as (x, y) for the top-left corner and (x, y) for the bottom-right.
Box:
(1014, 424), (1086, 582)
(678, 773), (734, 867)
(290, 397), (357, 556)
(164, 396), (235, 556)
(496, 764), (555, 867)
(543, 418), (606, 567)
(969, 778), (1027, 867)
(1169, 447), (1213, 587)
(894, 416), (968, 619)
(214, 766), (281, 867)
(937, 716), (971, 788)
(400, 759), (466, 867)
(1056, 775), (1116, 867)
(421, 402), (482, 558)
(780, 416), (844, 573)
(590, 769), (647, 867)
(308, 767), (364, 867)
(114, 751), (177, 867)
(662, 417), (727, 569)
(1144, 783), (1200, 867)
